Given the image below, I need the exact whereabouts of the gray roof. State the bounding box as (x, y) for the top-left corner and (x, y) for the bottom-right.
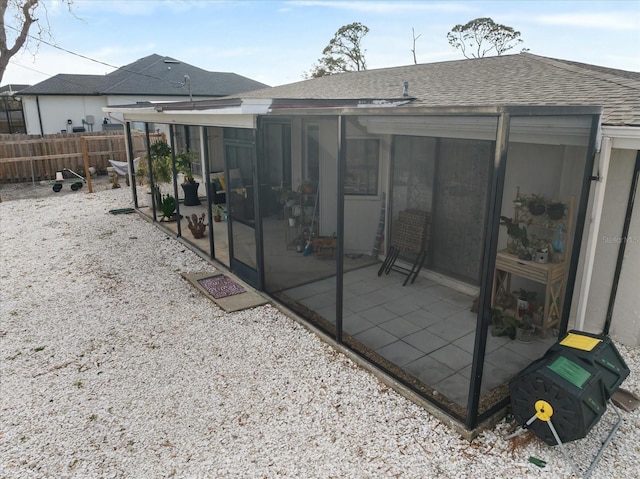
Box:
(0, 84), (30, 95)
(238, 53), (640, 126)
(17, 54), (268, 97)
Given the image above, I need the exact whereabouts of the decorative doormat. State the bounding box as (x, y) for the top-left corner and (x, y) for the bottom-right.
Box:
(198, 275), (245, 298)
(181, 272), (269, 312)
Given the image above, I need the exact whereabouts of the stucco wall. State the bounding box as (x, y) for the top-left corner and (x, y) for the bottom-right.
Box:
(21, 94), (210, 135)
(22, 96), (107, 135)
(582, 148), (639, 346)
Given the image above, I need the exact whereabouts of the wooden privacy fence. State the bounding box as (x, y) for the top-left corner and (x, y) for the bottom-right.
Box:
(0, 131), (165, 183)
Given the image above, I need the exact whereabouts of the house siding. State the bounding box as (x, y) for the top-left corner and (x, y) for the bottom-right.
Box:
(582, 148), (640, 346)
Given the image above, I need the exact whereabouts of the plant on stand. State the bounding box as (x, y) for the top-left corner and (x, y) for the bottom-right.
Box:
(500, 216), (530, 258)
(212, 204), (224, 223)
(176, 151), (201, 206)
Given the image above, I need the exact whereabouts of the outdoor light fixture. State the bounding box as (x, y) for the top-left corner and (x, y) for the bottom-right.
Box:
(507, 330), (629, 478)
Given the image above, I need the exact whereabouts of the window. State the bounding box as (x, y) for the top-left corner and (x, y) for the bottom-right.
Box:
(345, 139), (379, 195)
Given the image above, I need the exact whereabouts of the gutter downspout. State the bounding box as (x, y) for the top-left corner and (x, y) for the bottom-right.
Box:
(36, 96), (44, 136)
(575, 136), (612, 331)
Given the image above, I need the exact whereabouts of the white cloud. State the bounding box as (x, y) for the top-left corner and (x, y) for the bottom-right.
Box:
(534, 12), (638, 30)
(286, 1), (474, 14)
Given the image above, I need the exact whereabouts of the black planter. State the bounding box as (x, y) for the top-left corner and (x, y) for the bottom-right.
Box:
(528, 201), (546, 216)
(181, 182), (201, 206)
(547, 203), (565, 220)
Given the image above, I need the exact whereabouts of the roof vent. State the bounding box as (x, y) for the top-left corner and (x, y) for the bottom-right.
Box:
(164, 58), (180, 64)
(403, 81), (409, 97)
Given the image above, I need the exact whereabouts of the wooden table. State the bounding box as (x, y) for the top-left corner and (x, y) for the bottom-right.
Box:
(492, 250), (565, 338)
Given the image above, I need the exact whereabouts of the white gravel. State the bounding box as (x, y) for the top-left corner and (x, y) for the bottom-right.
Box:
(1, 180), (639, 479)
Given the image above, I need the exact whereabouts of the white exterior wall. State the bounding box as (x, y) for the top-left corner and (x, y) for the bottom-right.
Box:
(581, 148), (639, 346)
(21, 94), (214, 135)
(22, 95), (107, 135)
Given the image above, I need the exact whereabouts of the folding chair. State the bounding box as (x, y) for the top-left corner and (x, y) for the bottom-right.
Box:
(378, 209), (431, 286)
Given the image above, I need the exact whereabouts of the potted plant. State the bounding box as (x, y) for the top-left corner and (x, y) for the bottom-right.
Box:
(547, 200), (566, 220)
(187, 213), (207, 238)
(500, 216), (529, 257)
(516, 312), (536, 343)
(159, 194), (177, 221)
(490, 308), (518, 340)
(176, 151), (200, 206)
(527, 194), (546, 216)
(212, 204), (224, 222)
(513, 289), (537, 318)
(148, 140), (172, 184)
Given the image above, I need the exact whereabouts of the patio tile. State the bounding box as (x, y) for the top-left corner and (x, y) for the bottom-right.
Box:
(343, 313), (375, 336)
(425, 284), (460, 299)
(480, 363), (514, 393)
(442, 292), (476, 310)
(284, 284), (318, 300)
(377, 340), (425, 367)
(423, 300), (464, 319)
(401, 290), (441, 308)
(378, 316), (423, 337)
(427, 321), (473, 343)
(359, 306), (398, 325)
(428, 344), (472, 372)
(382, 298), (421, 316)
(354, 326), (398, 350)
(345, 295), (379, 313)
(403, 329), (449, 355)
(485, 347), (532, 376)
(315, 305), (337, 323)
(486, 333), (512, 353)
(503, 337), (554, 361)
(452, 331), (476, 353)
(404, 355), (456, 385)
(346, 280), (380, 296)
(300, 291), (337, 310)
(402, 309), (443, 329)
(359, 288), (405, 307)
(433, 373), (471, 408)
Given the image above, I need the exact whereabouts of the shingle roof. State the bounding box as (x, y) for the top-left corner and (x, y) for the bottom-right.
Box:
(239, 53), (640, 126)
(17, 54), (268, 97)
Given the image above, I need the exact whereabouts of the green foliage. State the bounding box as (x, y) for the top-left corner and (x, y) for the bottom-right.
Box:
(490, 308), (518, 339)
(447, 17), (525, 59)
(307, 22), (369, 78)
(175, 151), (197, 183)
(500, 215), (529, 248)
(148, 140), (173, 184)
(159, 194), (176, 219)
(212, 204), (224, 217)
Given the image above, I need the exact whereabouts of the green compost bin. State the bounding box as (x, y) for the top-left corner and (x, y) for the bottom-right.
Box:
(509, 331), (629, 446)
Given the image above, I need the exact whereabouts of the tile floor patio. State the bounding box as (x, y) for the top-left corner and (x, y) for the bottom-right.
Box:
(283, 264), (556, 408)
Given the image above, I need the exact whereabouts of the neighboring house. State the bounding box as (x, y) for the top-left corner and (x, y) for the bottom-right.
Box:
(0, 84), (28, 134)
(16, 54), (268, 136)
(105, 53), (639, 433)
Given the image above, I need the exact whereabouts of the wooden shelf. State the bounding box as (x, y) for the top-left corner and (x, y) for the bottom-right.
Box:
(492, 190), (574, 339)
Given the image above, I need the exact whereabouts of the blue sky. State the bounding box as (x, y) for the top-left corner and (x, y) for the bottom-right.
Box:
(3, 0), (639, 88)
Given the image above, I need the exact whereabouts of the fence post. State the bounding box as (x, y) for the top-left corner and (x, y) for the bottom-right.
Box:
(81, 136), (93, 193)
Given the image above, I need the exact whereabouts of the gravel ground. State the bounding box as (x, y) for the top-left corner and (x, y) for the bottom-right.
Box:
(1, 179), (639, 478)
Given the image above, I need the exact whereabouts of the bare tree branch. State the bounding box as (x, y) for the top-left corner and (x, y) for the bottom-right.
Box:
(0, 0), (74, 84)
(411, 27), (422, 65)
